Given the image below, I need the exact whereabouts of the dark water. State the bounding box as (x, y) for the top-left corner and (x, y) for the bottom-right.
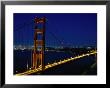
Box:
(14, 50), (97, 75)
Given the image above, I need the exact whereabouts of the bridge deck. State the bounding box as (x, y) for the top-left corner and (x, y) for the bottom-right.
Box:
(15, 50), (97, 76)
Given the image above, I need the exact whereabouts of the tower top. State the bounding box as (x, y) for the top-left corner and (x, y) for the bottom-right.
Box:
(34, 17), (46, 23)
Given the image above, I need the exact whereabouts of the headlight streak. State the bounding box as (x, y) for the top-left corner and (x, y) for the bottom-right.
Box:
(15, 51), (97, 76)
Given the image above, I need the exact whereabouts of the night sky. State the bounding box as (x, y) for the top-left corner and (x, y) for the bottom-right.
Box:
(14, 13), (97, 47)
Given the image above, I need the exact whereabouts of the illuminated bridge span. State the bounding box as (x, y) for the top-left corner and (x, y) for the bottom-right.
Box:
(16, 50), (96, 76)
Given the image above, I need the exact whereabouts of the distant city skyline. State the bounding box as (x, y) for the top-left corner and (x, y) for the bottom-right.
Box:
(14, 13), (97, 47)
(14, 44), (96, 50)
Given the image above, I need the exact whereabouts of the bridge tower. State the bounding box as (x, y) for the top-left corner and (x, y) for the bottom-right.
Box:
(32, 17), (45, 71)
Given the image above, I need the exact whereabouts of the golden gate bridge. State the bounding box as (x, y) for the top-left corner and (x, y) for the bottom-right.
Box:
(14, 17), (97, 75)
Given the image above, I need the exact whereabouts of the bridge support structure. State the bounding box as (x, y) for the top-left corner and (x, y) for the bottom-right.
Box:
(32, 17), (45, 71)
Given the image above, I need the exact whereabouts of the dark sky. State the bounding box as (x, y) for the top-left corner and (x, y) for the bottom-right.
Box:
(14, 13), (97, 47)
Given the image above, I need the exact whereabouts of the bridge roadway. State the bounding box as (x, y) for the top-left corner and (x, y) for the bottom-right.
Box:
(15, 50), (97, 76)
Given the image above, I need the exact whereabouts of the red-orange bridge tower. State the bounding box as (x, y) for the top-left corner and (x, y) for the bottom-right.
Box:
(32, 17), (45, 71)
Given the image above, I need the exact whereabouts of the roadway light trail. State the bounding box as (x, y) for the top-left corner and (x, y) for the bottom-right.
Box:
(15, 50), (97, 76)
